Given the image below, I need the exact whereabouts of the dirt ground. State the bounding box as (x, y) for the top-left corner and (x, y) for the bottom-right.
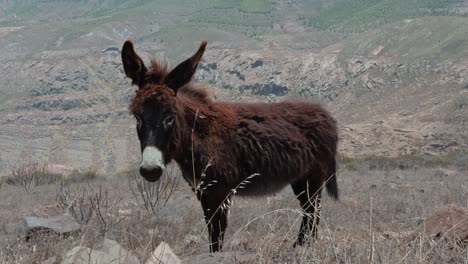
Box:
(0, 159), (467, 263)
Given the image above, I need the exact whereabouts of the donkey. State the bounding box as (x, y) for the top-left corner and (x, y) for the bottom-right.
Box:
(121, 40), (339, 252)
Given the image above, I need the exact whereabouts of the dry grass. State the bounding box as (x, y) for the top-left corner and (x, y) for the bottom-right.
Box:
(6, 162), (62, 192)
(0, 159), (467, 263)
(339, 150), (468, 172)
(2, 162), (99, 192)
(127, 166), (182, 215)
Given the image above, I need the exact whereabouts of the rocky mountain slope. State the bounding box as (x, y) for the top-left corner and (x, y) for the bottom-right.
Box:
(0, 1), (467, 174)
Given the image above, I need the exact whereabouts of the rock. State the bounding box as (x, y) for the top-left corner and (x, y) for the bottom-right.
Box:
(237, 83), (288, 96)
(63, 239), (140, 264)
(434, 168), (459, 178)
(101, 239), (140, 264)
(407, 206), (468, 243)
(146, 242), (180, 264)
(183, 252), (256, 264)
(251, 59), (263, 68)
(62, 246), (91, 264)
(41, 256), (57, 264)
(102, 47), (120, 54)
(17, 215), (80, 240)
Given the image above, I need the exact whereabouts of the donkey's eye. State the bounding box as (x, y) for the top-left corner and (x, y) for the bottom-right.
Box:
(163, 115), (175, 128)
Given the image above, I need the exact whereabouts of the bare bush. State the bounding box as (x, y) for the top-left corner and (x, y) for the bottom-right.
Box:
(9, 162), (62, 192)
(88, 184), (122, 236)
(55, 181), (124, 236)
(56, 182), (93, 224)
(128, 167), (181, 215)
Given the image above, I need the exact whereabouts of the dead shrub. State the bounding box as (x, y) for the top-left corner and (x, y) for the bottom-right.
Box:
(56, 182), (94, 224)
(128, 167), (181, 215)
(8, 162), (62, 192)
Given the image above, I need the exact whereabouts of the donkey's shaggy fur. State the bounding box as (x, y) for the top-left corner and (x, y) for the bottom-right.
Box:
(122, 40), (339, 252)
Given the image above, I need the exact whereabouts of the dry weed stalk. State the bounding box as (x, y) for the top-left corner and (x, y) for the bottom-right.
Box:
(56, 181), (93, 224)
(9, 162), (61, 192)
(128, 167), (180, 215)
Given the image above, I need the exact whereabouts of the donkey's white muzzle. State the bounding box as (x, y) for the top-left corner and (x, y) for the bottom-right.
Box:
(140, 146), (165, 171)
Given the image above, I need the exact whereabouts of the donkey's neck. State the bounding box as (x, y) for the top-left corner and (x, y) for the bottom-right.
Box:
(172, 95), (235, 182)
(172, 97), (216, 180)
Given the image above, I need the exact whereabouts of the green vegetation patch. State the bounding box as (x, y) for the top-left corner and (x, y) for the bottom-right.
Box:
(212, 0), (272, 13)
(212, 0), (241, 9)
(305, 0), (463, 32)
(240, 0), (272, 13)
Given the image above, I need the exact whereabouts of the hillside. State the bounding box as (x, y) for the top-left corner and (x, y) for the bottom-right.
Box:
(0, 0), (467, 174)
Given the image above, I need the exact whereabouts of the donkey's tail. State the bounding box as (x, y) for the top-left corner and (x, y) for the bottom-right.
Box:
(326, 158), (339, 200)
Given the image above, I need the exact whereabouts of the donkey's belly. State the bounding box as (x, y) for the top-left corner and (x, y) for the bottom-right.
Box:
(234, 175), (292, 196)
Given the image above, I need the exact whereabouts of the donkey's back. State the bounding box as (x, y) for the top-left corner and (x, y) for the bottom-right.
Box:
(208, 100), (338, 197)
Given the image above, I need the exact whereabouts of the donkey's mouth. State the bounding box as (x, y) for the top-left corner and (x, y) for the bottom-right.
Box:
(139, 167), (163, 182)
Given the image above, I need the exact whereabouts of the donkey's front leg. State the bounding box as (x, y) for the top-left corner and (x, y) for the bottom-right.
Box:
(200, 192), (230, 252)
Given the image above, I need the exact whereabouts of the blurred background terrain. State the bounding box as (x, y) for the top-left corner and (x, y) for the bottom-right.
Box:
(0, 0), (467, 174)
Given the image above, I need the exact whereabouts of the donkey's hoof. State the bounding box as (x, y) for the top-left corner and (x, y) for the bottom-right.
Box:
(293, 240), (303, 248)
(293, 239), (311, 248)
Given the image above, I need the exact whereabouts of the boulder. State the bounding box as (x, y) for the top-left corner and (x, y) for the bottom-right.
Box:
(41, 256), (57, 264)
(63, 239), (140, 264)
(146, 242), (180, 264)
(17, 214), (80, 240)
(408, 206), (468, 243)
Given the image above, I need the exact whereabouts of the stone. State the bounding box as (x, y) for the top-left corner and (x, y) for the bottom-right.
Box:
(101, 239), (140, 264)
(17, 214), (80, 240)
(434, 168), (459, 178)
(41, 256), (57, 264)
(407, 206), (468, 243)
(62, 239), (140, 264)
(146, 242), (181, 264)
(62, 246), (91, 264)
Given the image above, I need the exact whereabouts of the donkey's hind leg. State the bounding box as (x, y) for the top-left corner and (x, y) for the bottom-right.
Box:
(291, 176), (323, 247)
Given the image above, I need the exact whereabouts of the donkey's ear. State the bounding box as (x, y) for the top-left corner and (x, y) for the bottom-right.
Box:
(165, 41), (207, 95)
(121, 40), (147, 88)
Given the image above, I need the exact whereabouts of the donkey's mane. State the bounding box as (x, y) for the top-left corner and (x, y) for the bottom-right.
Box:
(129, 59), (211, 114)
(178, 84), (211, 103)
(148, 58), (169, 83)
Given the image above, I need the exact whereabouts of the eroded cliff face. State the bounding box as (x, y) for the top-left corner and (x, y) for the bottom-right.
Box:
(1, 42), (466, 175)
(0, 12), (468, 173)
(198, 47), (467, 158)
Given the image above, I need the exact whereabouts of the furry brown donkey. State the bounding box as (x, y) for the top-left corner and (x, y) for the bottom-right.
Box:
(121, 40), (339, 252)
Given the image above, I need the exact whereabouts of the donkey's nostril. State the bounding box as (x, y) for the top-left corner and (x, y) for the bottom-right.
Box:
(139, 166), (163, 182)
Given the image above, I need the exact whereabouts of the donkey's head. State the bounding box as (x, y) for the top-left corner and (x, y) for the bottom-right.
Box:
(122, 40), (207, 182)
